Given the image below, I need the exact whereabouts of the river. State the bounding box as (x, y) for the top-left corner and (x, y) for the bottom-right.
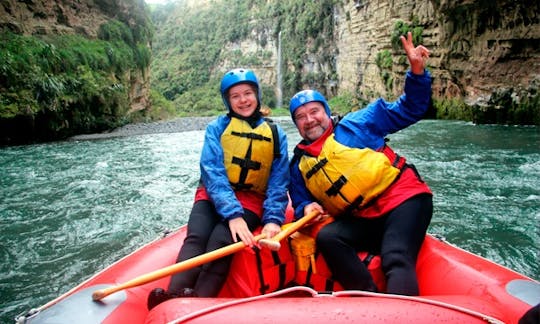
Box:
(1, 118), (539, 322)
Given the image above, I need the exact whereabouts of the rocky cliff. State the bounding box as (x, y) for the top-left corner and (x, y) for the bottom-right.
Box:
(0, 0), (152, 144)
(0, 0), (151, 112)
(334, 0), (539, 123)
(161, 0), (538, 124)
(1, 0), (538, 146)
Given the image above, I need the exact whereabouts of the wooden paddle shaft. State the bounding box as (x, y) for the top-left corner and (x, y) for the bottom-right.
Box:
(92, 233), (266, 301)
(259, 210), (319, 251)
(92, 212), (319, 301)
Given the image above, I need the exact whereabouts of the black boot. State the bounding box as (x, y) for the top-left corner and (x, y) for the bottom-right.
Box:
(147, 288), (177, 310)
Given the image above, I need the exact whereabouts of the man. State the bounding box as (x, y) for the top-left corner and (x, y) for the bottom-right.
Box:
(288, 32), (432, 295)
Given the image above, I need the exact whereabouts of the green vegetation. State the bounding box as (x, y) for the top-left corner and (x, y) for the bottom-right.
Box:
(274, 0), (338, 96)
(433, 93), (540, 125)
(129, 89), (177, 122)
(270, 107), (290, 116)
(432, 98), (472, 121)
(471, 89), (540, 125)
(374, 20), (424, 94)
(1, 11), (153, 143)
(328, 92), (363, 116)
(108, 2), (540, 127)
(375, 50), (394, 93)
(1, 31), (129, 131)
(390, 19), (423, 51)
(2, 0), (538, 145)
(150, 0), (339, 115)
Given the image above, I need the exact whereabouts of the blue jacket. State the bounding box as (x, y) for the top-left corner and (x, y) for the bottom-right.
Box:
(290, 70), (432, 219)
(200, 115), (290, 225)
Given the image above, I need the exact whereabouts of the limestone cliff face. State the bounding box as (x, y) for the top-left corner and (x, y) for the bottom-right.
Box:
(334, 0), (539, 119)
(0, 0), (151, 112)
(335, 1), (437, 98)
(433, 0), (538, 105)
(199, 0), (538, 123)
(0, 0), (107, 36)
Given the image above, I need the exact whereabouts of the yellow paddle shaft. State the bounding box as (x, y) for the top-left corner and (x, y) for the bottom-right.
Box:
(91, 233), (266, 301)
(259, 210), (320, 251)
(92, 211), (320, 301)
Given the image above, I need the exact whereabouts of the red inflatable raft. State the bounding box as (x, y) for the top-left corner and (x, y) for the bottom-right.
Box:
(17, 209), (539, 324)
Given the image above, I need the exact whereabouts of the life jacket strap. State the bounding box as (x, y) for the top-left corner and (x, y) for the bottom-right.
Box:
(231, 156), (261, 170)
(231, 131), (271, 142)
(362, 253), (375, 266)
(253, 247), (270, 295)
(267, 121), (281, 159)
(252, 246), (287, 295)
(325, 175), (348, 197)
(302, 251), (336, 292)
(271, 250), (287, 290)
(344, 194), (365, 215)
(231, 141), (258, 191)
(304, 256), (315, 289)
(305, 158), (328, 179)
(381, 144), (407, 169)
(231, 182), (253, 190)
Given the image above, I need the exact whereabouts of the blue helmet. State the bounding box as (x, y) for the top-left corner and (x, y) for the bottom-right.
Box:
(289, 89), (331, 122)
(220, 68), (261, 111)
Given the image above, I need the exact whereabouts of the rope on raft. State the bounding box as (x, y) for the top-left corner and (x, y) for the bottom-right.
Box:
(168, 286), (505, 324)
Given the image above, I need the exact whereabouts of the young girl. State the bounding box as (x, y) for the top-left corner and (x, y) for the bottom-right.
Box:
(148, 68), (289, 309)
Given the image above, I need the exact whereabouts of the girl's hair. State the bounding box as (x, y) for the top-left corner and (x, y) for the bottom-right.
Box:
(260, 106), (271, 117)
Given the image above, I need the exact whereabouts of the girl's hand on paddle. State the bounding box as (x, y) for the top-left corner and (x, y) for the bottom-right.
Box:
(261, 222), (281, 239)
(229, 217), (256, 247)
(400, 31), (430, 75)
(304, 202), (330, 225)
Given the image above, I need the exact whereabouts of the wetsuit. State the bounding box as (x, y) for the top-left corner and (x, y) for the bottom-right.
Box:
(169, 115), (289, 297)
(289, 70), (433, 295)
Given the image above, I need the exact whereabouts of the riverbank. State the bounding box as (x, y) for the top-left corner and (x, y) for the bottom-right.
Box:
(69, 117), (215, 140)
(69, 115), (292, 141)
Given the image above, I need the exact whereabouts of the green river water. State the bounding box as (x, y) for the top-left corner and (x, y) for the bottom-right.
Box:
(1, 119), (538, 322)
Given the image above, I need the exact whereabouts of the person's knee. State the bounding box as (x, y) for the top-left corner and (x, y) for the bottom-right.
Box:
(519, 303), (540, 324)
(381, 250), (414, 273)
(184, 231), (206, 244)
(315, 226), (336, 248)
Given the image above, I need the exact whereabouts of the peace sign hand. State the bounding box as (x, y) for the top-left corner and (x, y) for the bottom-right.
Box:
(400, 31), (430, 75)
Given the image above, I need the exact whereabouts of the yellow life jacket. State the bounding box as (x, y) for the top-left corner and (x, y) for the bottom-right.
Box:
(298, 134), (401, 216)
(221, 117), (277, 195)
